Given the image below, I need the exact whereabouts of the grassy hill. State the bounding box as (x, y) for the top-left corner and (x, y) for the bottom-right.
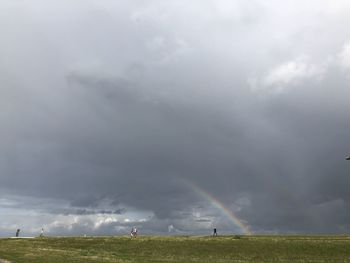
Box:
(0, 235), (350, 262)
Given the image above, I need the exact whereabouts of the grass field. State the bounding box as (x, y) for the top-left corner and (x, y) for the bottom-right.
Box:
(0, 235), (350, 262)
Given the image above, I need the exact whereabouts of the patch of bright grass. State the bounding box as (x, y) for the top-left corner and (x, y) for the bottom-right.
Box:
(0, 235), (350, 262)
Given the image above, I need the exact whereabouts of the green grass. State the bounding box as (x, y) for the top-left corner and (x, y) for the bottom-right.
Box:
(0, 235), (350, 262)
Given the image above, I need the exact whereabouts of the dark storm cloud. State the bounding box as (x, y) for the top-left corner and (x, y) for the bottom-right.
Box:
(1, 0), (350, 235)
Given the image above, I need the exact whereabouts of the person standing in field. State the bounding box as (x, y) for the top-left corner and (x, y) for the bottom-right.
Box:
(15, 229), (20, 237)
(213, 228), (217, 236)
(40, 228), (44, 237)
(130, 227), (137, 238)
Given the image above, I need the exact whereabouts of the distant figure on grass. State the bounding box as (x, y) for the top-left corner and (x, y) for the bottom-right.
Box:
(130, 227), (138, 238)
(40, 228), (44, 237)
(15, 229), (20, 237)
(213, 228), (217, 237)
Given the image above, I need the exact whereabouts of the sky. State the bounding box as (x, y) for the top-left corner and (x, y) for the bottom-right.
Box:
(1, 0), (350, 236)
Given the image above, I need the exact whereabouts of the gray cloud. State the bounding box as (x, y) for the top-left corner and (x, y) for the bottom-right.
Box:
(1, 0), (350, 236)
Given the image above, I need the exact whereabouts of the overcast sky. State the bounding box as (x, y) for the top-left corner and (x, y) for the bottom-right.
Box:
(1, 0), (350, 236)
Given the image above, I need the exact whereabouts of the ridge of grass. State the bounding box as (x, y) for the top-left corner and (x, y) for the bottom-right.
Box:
(0, 235), (349, 263)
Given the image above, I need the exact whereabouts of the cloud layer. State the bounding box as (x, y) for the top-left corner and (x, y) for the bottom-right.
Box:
(1, 0), (350, 236)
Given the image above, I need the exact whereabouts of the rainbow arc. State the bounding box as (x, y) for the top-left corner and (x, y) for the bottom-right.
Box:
(181, 178), (252, 235)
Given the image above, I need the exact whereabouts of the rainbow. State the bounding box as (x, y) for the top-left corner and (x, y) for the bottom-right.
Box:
(181, 178), (252, 235)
